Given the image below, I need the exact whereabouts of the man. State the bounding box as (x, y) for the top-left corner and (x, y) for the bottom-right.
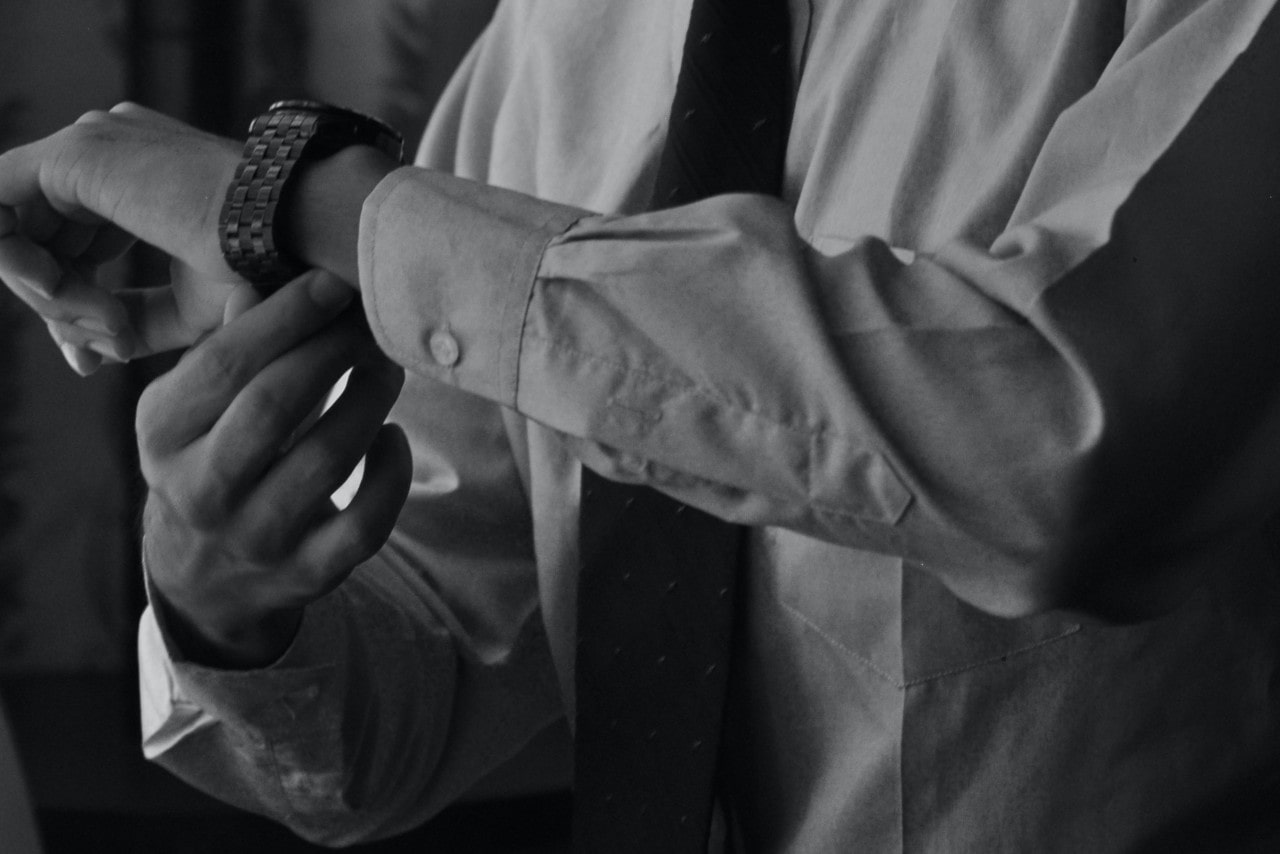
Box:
(1, 0), (1279, 849)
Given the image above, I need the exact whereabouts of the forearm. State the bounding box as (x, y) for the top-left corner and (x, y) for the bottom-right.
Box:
(142, 521), (304, 669)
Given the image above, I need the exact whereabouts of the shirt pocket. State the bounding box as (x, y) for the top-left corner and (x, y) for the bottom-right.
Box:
(764, 528), (1081, 689)
(767, 534), (904, 687)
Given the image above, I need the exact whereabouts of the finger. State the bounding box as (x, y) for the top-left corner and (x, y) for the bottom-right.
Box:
(117, 258), (239, 359)
(53, 337), (104, 376)
(197, 311), (379, 500)
(137, 271), (358, 457)
(116, 276), (246, 361)
(107, 101), (193, 129)
(115, 256), (242, 361)
(171, 258), (243, 339)
(294, 423), (412, 592)
(241, 356), (405, 542)
(0, 230), (62, 299)
(16, 200), (131, 264)
(7, 263), (133, 338)
(0, 138), (59, 214)
(45, 320), (104, 374)
(3, 259), (134, 349)
(45, 317), (132, 362)
(182, 270), (356, 420)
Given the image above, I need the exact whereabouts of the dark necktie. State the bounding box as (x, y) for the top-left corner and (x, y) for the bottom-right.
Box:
(572, 1), (791, 852)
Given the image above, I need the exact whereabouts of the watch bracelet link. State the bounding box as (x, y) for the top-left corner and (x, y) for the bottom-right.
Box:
(218, 104), (404, 288)
(219, 110), (320, 286)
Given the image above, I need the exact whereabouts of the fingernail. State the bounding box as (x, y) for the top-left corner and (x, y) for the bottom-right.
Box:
(308, 272), (356, 309)
(60, 342), (97, 376)
(75, 317), (120, 336)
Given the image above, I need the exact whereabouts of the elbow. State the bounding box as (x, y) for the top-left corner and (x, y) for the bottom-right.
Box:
(968, 474), (1212, 626)
(930, 460), (1207, 625)
(939, 543), (1198, 628)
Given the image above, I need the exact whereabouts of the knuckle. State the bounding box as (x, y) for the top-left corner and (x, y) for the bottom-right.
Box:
(199, 339), (256, 394)
(293, 445), (352, 494)
(241, 496), (303, 561)
(338, 518), (388, 568)
(141, 493), (186, 552)
(238, 519), (288, 563)
(365, 358), (406, 402)
(43, 321), (68, 347)
(144, 478), (224, 538)
(175, 463), (236, 530)
(74, 109), (111, 126)
(178, 487), (227, 532)
(239, 384), (298, 438)
(302, 557), (354, 600)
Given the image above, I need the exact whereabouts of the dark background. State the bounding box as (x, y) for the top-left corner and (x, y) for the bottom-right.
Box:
(0, 2), (574, 851)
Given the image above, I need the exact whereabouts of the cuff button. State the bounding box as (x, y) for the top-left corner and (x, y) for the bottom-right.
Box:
(427, 330), (460, 367)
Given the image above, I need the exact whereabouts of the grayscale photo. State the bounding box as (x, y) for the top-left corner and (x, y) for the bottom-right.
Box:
(0, 1), (1277, 852)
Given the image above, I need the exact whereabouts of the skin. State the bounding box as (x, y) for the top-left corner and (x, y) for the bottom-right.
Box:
(139, 274), (411, 667)
(0, 103), (407, 666)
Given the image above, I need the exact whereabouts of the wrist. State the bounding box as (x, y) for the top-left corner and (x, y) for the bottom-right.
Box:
(218, 101), (404, 290)
(162, 597), (303, 671)
(143, 534), (304, 670)
(277, 144), (400, 289)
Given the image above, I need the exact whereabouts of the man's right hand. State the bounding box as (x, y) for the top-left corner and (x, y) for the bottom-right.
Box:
(138, 271), (412, 669)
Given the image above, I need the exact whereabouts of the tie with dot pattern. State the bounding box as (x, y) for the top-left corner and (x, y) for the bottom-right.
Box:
(572, 0), (791, 851)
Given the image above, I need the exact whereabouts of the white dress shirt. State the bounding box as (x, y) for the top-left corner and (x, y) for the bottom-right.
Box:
(141, 1), (1280, 849)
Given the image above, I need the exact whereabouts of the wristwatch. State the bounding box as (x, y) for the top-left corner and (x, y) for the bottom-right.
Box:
(218, 99), (405, 289)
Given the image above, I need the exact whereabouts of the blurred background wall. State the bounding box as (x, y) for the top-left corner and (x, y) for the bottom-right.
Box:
(0, 3), (578, 852)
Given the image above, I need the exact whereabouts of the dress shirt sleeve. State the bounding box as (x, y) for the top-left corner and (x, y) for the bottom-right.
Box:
(361, 2), (1280, 619)
(138, 375), (563, 846)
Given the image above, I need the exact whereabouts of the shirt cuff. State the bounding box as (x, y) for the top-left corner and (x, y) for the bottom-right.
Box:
(139, 569), (347, 756)
(357, 167), (588, 406)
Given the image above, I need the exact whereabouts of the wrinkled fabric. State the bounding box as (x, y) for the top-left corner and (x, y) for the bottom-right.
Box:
(142, 0), (1280, 850)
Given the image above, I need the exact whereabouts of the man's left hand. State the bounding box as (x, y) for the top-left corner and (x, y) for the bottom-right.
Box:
(0, 103), (246, 372)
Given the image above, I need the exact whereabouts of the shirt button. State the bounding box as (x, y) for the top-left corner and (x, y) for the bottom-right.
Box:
(428, 330), (460, 366)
